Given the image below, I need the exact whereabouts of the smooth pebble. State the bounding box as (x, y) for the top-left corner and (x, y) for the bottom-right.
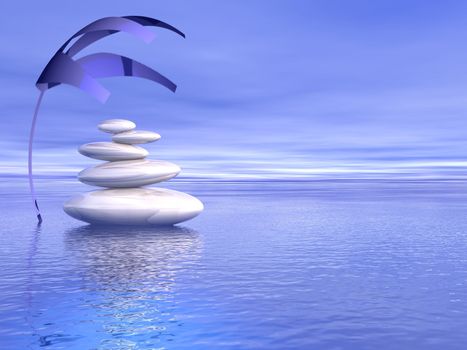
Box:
(78, 142), (148, 161)
(78, 159), (180, 188)
(112, 130), (161, 144)
(98, 119), (136, 134)
(63, 188), (204, 226)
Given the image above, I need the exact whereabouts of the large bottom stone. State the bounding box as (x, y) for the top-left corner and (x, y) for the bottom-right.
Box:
(63, 188), (203, 226)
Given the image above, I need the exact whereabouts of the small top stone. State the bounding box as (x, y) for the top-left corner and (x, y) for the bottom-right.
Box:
(112, 130), (161, 144)
(98, 119), (136, 134)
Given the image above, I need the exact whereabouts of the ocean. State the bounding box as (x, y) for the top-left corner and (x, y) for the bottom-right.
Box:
(1, 179), (467, 349)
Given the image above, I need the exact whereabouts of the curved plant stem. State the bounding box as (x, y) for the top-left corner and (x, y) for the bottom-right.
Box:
(28, 91), (45, 224)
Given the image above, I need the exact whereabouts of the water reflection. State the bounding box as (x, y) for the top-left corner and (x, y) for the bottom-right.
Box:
(62, 225), (202, 348)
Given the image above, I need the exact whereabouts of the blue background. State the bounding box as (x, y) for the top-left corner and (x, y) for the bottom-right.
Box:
(3, 3), (467, 349)
(2, 0), (467, 180)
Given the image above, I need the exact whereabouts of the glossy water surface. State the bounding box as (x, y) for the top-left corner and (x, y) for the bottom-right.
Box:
(1, 180), (467, 349)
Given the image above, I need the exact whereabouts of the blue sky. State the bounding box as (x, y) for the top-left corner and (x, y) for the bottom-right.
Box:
(2, 0), (467, 180)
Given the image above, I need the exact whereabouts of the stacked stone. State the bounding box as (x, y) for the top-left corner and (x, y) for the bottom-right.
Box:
(64, 119), (203, 226)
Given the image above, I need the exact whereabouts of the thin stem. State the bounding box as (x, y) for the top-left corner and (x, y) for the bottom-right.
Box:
(28, 91), (45, 224)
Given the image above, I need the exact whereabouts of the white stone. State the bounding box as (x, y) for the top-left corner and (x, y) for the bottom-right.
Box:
(79, 142), (148, 161)
(98, 119), (136, 134)
(78, 159), (181, 188)
(63, 188), (204, 226)
(112, 130), (161, 144)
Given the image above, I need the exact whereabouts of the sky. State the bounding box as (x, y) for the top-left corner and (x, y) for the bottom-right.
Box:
(2, 0), (467, 180)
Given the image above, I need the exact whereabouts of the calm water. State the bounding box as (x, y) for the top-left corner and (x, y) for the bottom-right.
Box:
(1, 180), (467, 349)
